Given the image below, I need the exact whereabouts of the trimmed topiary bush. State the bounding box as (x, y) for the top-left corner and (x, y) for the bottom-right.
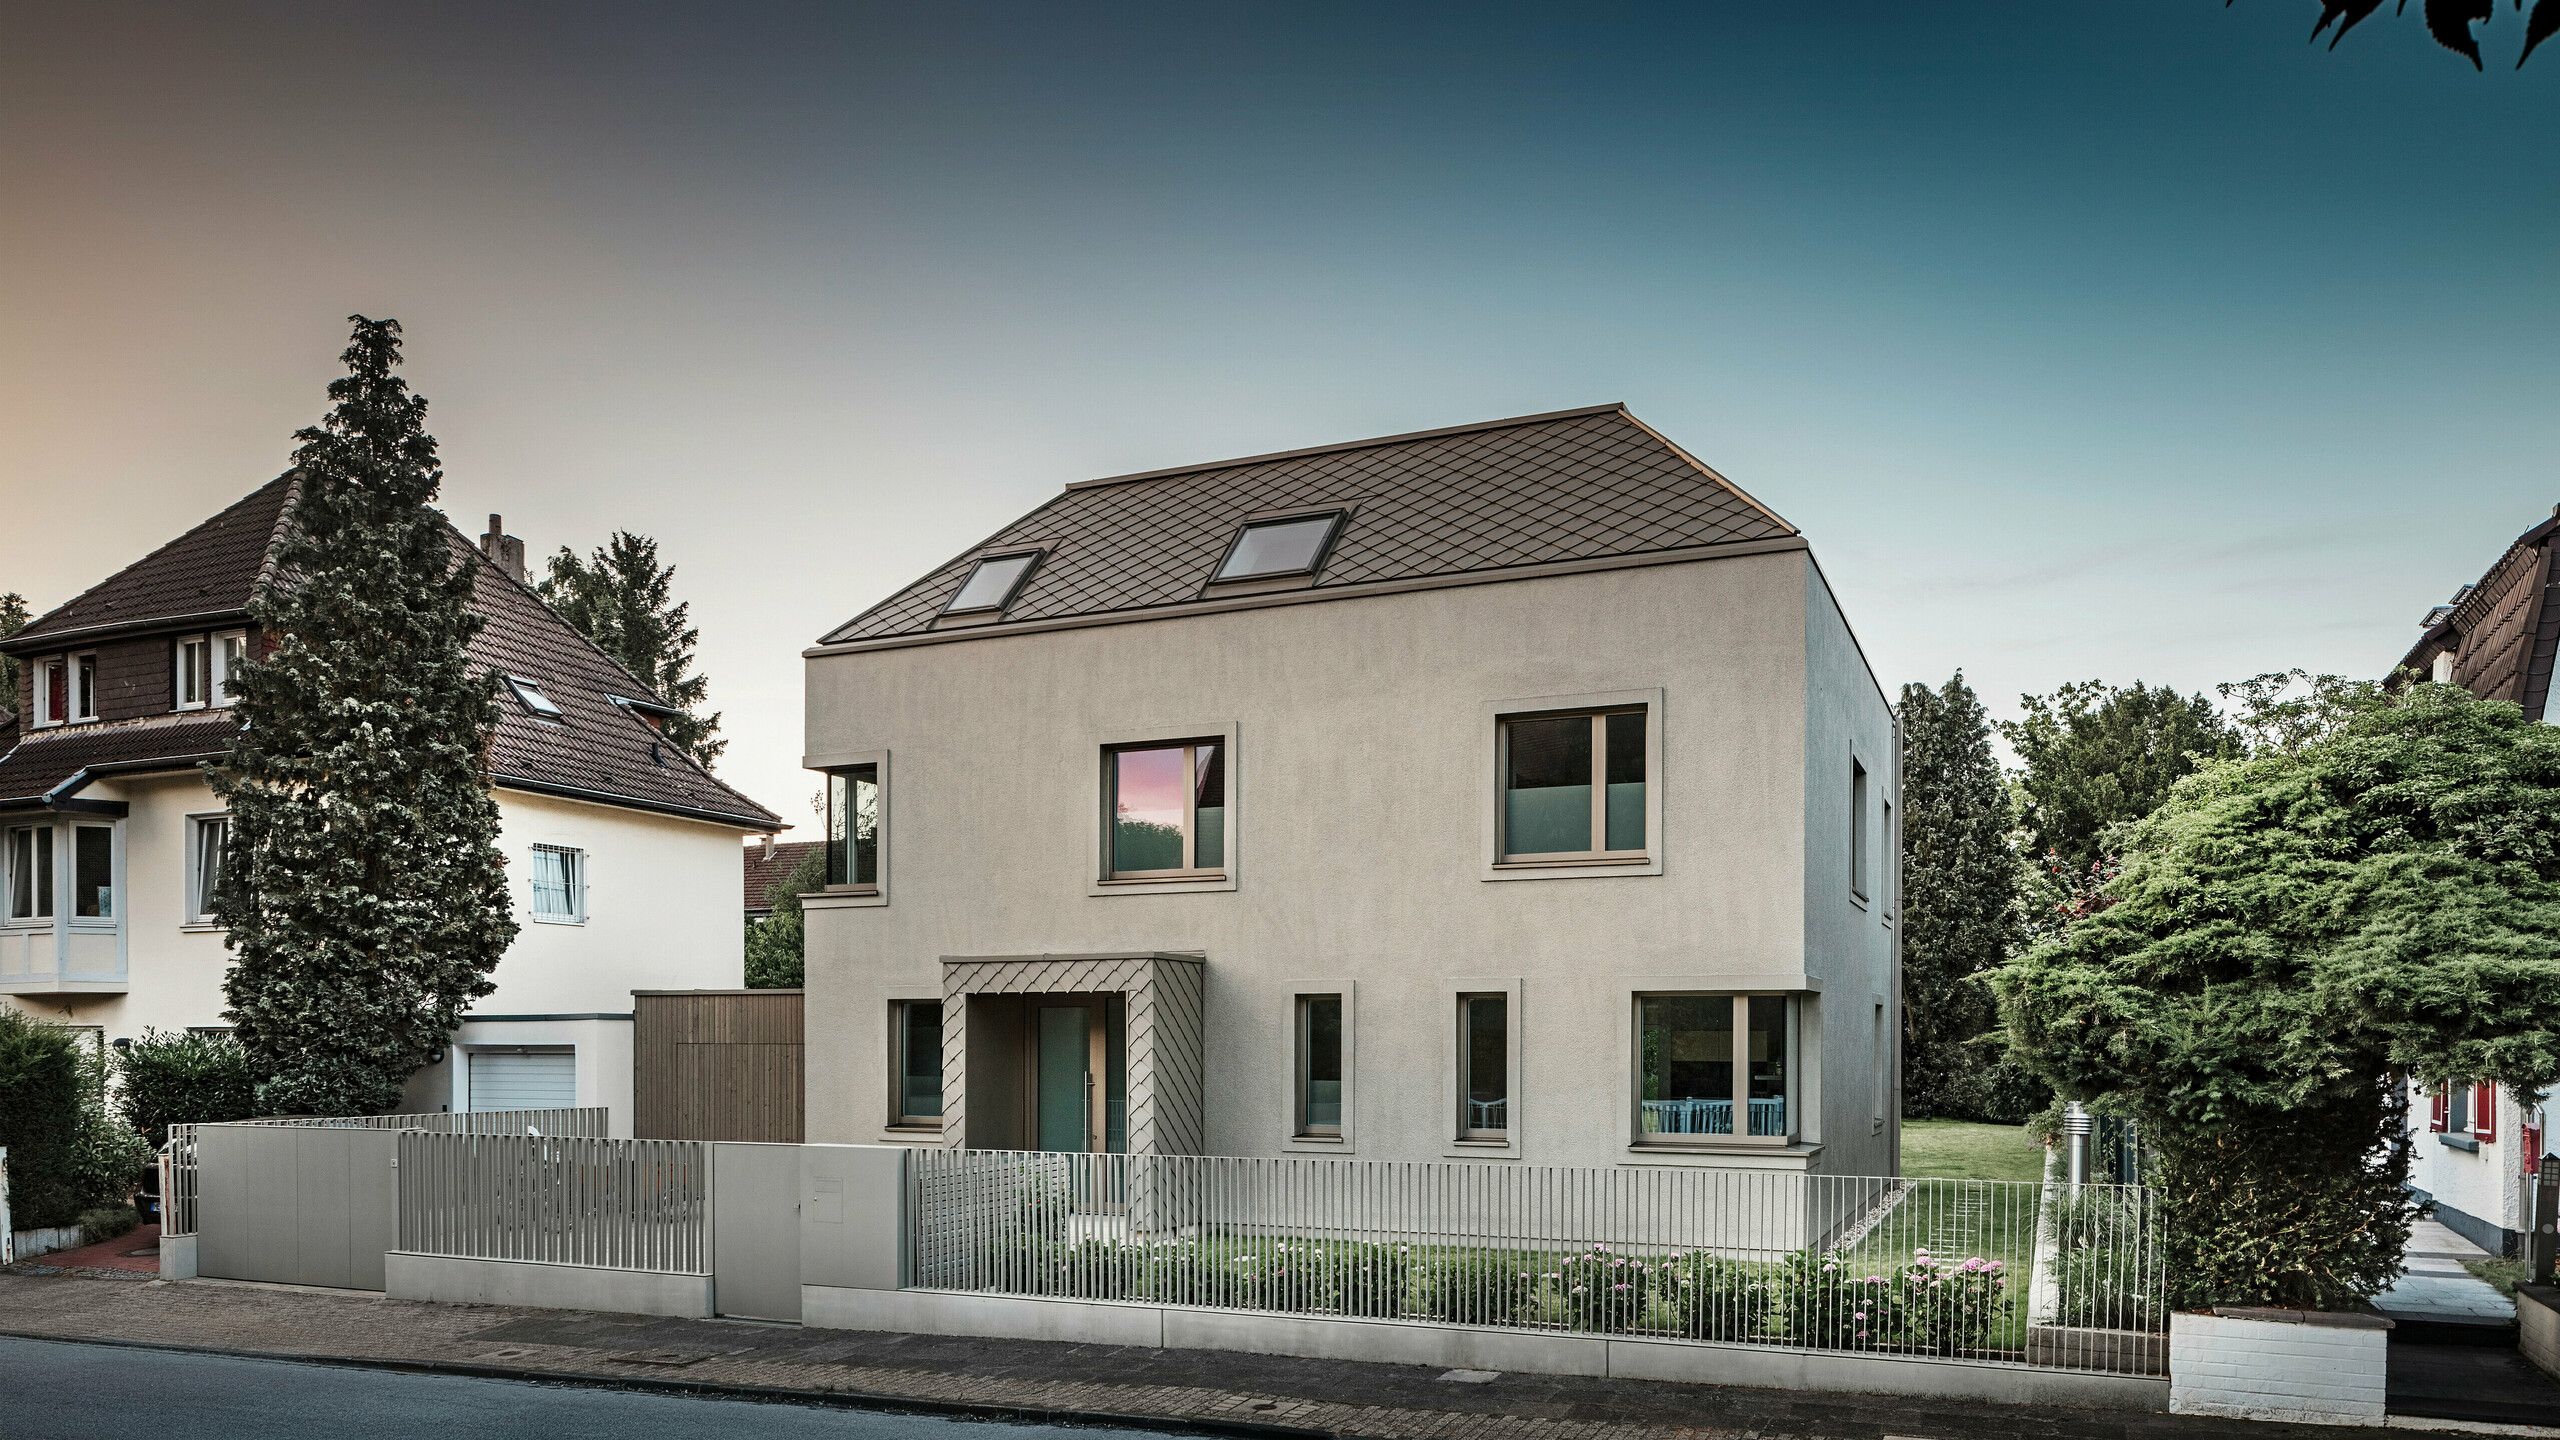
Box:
(113, 1028), (262, 1147)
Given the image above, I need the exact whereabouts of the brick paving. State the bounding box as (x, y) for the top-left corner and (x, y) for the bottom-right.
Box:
(0, 1269), (2535, 1440)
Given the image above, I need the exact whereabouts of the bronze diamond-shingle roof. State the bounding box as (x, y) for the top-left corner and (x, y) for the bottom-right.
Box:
(821, 404), (1796, 645)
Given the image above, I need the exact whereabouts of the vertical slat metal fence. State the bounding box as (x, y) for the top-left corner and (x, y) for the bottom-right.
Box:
(397, 1132), (708, 1274)
(157, 1108), (608, 1238)
(910, 1151), (2162, 1377)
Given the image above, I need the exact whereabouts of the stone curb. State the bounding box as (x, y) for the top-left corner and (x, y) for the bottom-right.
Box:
(0, 1328), (1338, 1440)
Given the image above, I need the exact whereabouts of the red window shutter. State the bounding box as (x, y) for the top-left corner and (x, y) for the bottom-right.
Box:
(2430, 1085), (2448, 1133)
(45, 661), (67, 722)
(2477, 1081), (2496, 1143)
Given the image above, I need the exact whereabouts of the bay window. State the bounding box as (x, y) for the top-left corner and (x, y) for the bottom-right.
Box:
(1635, 993), (1796, 1145)
(6, 825), (54, 920)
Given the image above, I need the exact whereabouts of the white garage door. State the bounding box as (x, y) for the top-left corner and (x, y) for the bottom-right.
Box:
(468, 1048), (577, 1112)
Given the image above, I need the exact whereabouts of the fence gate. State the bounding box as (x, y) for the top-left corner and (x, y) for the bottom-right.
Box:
(197, 1125), (398, 1290)
(711, 1142), (802, 1321)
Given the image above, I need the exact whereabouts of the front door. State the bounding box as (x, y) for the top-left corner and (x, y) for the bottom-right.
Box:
(1036, 1003), (1096, 1152)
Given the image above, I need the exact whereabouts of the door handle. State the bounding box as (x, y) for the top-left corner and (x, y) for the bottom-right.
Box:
(1084, 1069), (1095, 1152)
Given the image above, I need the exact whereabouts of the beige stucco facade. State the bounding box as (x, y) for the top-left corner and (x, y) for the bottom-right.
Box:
(801, 546), (1901, 1175)
(2, 774), (749, 1136)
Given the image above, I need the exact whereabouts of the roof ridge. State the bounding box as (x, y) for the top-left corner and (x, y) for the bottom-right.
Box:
(1064, 403), (1630, 492)
(15, 472), (299, 643)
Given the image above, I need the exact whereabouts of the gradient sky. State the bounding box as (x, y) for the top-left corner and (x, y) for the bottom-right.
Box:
(6, 3), (2555, 829)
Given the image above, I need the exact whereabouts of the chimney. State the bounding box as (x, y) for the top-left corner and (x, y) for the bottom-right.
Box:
(479, 514), (528, 585)
(757, 835), (776, 862)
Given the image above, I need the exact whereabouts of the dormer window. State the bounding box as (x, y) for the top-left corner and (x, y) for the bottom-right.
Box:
(34, 655), (95, 726)
(176, 630), (247, 711)
(507, 675), (565, 721)
(944, 552), (1039, 616)
(1213, 512), (1342, 582)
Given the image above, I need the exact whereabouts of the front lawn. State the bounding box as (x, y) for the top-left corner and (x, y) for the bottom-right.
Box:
(1900, 1119), (2047, 1183)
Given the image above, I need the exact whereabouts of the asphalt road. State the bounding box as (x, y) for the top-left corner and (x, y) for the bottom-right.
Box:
(1, 1336), (1170, 1440)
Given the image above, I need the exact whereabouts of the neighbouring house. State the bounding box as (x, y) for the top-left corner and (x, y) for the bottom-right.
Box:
(798, 403), (1902, 1174)
(745, 836), (824, 922)
(0, 481), (781, 1132)
(2396, 506), (2560, 1257)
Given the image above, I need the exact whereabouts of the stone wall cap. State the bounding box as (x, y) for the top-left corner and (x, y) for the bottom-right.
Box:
(2205, 1306), (2394, 1330)
(2517, 1282), (2558, 1309)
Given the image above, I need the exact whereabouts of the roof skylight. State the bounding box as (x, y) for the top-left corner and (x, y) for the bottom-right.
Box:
(507, 675), (565, 719)
(1215, 513), (1342, 581)
(945, 552), (1039, 614)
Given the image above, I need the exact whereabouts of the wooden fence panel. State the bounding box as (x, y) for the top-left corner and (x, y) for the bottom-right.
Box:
(634, 990), (804, 1142)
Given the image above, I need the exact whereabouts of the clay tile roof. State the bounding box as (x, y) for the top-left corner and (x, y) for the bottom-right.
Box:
(0, 482), (779, 830)
(821, 404), (1796, 646)
(743, 840), (825, 913)
(12, 475), (299, 646)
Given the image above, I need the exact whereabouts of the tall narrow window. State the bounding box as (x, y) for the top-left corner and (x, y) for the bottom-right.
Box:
(190, 816), (230, 923)
(6, 825), (53, 920)
(213, 631), (248, 705)
(529, 844), (584, 922)
(72, 825), (114, 919)
(895, 1000), (944, 1125)
(177, 637), (212, 711)
(1500, 708), (1646, 862)
(827, 764), (880, 888)
(1459, 994), (1508, 1138)
(1873, 1003), (1888, 1127)
(1880, 798), (1894, 914)
(1635, 993), (1796, 1146)
(1296, 993), (1343, 1137)
(72, 654), (97, 720)
(1106, 741), (1224, 878)
(39, 658), (68, 725)
(1850, 759), (1871, 899)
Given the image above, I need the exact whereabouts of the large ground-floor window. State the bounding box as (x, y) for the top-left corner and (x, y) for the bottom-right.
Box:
(1635, 993), (1795, 1145)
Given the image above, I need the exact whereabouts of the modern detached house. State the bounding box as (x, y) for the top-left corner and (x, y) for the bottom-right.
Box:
(0, 479), (781, 1131)
(2396, 506), (2560, 1257)
(799, 404), (1901, 1175)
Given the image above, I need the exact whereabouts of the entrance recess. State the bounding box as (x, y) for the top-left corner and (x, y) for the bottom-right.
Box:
(942, 953), (1201, 1155)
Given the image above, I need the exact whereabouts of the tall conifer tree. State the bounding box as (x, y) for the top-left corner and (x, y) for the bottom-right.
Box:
(538, 532), (723, 766)
(1898, 672), (2022, 1118)
(213, 317), (517, 1116)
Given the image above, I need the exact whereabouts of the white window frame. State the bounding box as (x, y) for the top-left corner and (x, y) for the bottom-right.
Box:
(32, 656), (66, 727)
(176, 635), (210, 711)
(4, 821), (57, 924)
(211, 629), (246, 707)
(1281, 977), (1355, 1153)
(528, 843), (586, 924)
(69, 652), (98, 721)
(185, 812), (231, 928)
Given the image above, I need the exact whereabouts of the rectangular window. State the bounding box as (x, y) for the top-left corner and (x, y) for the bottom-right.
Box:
(6, 825), (53, 920)
(72, 825), (114, 919)
(1880, 799), (1894, 914)
(213, 631), (247, 705)
(895, 1000), (944, 1124)
(1499, 708), (1645, 862)
(177, 637), (211, 710)
(190, 816), (230, 922)
(73, 654), (97, 720)
(1214, 512), (1343, 581)
(1459, 993), (1508, 1138)
(944, 552), (1039, 614)
(827, 765), (880, 888)
(1873, 1002), (1888, 1127)
(1851, 759), (1870, 899)
(1636, 993), (1795, 1145)
(1106, 741), (1224, 878)
(1296, 993), (1343, 1137)
(37, 657), (67, 725)
(529, 844), (584, 922)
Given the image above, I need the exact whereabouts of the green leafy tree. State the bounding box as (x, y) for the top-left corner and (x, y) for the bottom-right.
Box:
(2002, 680), (2240, 872)
(0, 590), (29, 711)
(0, 1011), (151, 1226)
(1995, 680), (2560, 1309)
(2237, 0), (2560, 72)
(743, 848), (824, 989)
(1897, 673), (2023, 1119)
(212, 316), (518, 1117)
(538, 532), (724, 766)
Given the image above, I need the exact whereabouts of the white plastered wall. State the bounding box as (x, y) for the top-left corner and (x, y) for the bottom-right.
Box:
(804, 550), (1899, 1172)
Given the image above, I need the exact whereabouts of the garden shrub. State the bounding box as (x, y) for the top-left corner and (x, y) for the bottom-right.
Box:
(2048, 1188), (2165, 1331)
(1419, 1249), (1546, 1327)
(1778, 1247), (2013, 1354)
(1543, 1242), (1654, 1332)
(0, 1010), (146, 1228)
(1666, 1251), (1769, 1340)
(76, 1203), (141, 1244)
(113, 1028), (262, 1147)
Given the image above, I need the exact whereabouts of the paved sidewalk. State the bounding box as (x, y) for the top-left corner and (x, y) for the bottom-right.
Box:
(0, 1269), (2531, 1440)
(28, 1222), (164, 1276)
(2374, 1221), (2516, 1327)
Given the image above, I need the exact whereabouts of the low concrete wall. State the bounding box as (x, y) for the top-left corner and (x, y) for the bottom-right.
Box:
(2521, 1284), (2558, 1383)
(12, 1225), (82, 1260)
(804, 1285), (2169, 1411)
(386, 1252), (714, 1318)
(2168, 1309), (2390, 1426)
(159, 1234), (197, 1281)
